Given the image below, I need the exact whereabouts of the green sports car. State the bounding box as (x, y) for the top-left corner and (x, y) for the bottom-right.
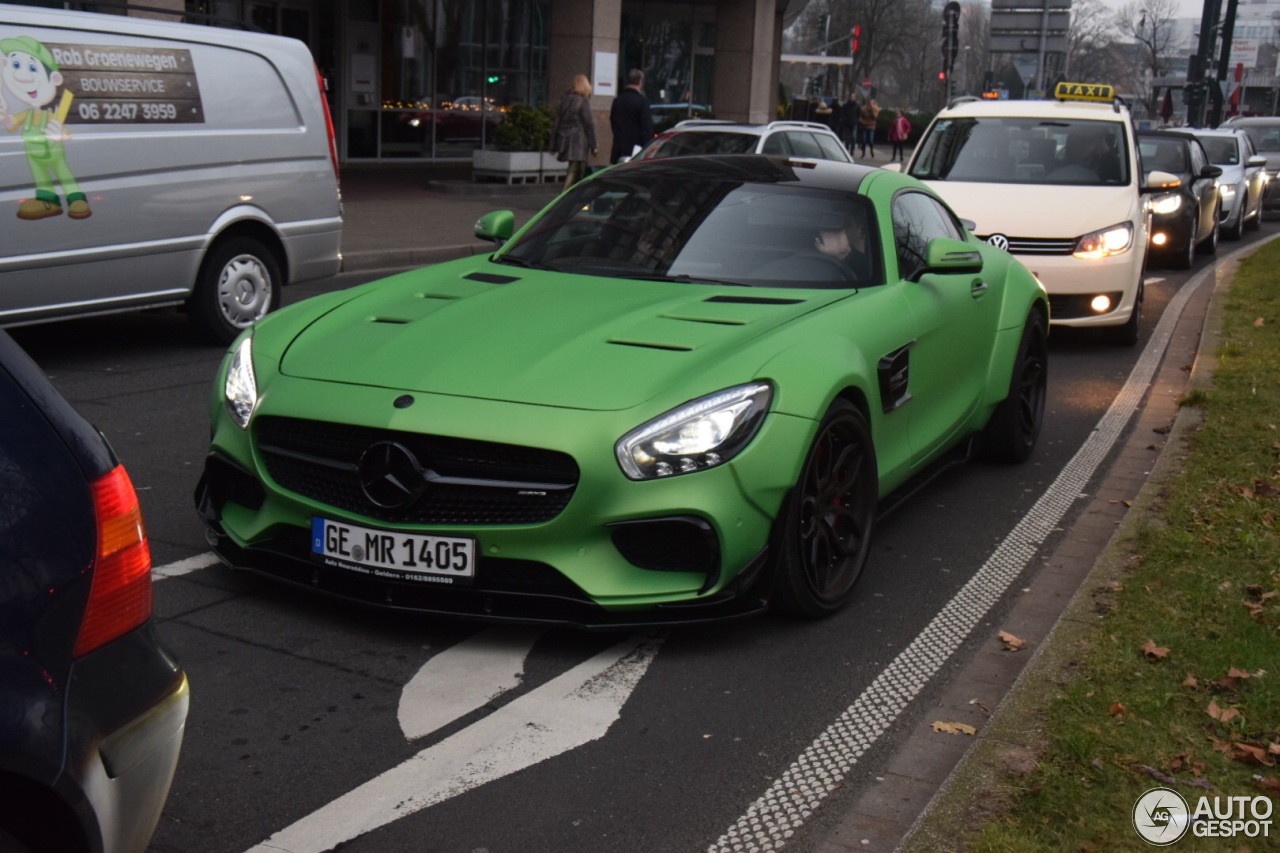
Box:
(195, 156), (1048, 626)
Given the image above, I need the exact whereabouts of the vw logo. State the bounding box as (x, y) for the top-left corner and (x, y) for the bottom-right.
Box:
(987, 234), (1010, 251)
(357, 441), (425, 509)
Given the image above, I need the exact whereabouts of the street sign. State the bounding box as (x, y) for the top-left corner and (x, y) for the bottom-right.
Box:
(991, 0), (1070, 8)
(991, 34), (1069, 53)
(990, 11), (1071, 31)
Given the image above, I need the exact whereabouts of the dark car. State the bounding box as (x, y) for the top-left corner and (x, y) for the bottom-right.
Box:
(1138, 131), (1222, 269)
(0, 330), (188, 853)
(1220, 115), (1280, 217)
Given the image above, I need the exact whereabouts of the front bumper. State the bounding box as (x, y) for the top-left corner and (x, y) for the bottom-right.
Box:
(1011, 248), (1142, 329)
(196, 377), (815, 627)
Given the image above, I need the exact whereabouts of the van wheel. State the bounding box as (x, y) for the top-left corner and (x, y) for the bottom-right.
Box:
(191, 237), (281, 345)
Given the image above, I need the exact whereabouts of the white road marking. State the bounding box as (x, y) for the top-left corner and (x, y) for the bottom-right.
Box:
(397, 625), (542, 740)
(710, 254), (1236, 851)
(247, 634), (661, 853)
(152, 551), (220, 580)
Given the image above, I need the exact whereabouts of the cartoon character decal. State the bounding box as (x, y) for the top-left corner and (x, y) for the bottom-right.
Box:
(0, 35), (91, 220)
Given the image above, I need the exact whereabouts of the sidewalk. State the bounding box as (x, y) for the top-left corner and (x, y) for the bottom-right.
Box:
(336, 145), (907, 273)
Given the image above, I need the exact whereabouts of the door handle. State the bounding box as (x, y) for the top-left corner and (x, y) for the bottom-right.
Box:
(970, 280), (990, 297)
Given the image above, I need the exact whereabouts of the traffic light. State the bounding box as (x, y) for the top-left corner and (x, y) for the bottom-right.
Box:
(851, 25), (861, 56)
(486, 74), (501, 85)
(815, 14), (829, 42)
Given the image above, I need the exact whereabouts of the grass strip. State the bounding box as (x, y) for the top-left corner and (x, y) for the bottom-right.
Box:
(902, 243), (1280, 852)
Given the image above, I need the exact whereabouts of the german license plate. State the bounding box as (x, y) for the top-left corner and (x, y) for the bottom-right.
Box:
(310, 517), (475, 585)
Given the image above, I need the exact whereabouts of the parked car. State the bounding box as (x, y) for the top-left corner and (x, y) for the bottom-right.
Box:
(649, 101), (713, 133)
(1138, 130), (1222, 269)
(633, 119), (852, 163)
(1219, 115), (1280, 218)
(195, 155), (1048, 626)
(0, 329), (188, 853)
(1188, 126), (1267, 240)
(902, 82), (1176, 345)
(0, 4), (343, 344)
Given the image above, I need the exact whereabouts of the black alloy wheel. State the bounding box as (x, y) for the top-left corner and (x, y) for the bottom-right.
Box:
(981, 310), (1049, 459)
(772, 400), (878, 618)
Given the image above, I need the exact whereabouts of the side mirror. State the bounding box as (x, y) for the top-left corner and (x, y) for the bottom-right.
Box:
(1203, 164), (1223, 179)
(916, 237), (984, 280)
(1246, 155), (1268, 169)
(475, 210), (515, 245)
(1143, 169), (1181, 192)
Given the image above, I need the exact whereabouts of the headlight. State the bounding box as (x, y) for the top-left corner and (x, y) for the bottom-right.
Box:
(224, 336), (258, 429)
(1149, 193), (1182, 215)
(616, 383), (772, 480)
(1073, 221), (1133, 259)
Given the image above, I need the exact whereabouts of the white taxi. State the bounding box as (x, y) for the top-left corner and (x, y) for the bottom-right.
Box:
(899, 83), (1177, 345)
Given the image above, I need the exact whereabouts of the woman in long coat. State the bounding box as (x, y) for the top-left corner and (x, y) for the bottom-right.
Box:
(551, 74), (598, 188)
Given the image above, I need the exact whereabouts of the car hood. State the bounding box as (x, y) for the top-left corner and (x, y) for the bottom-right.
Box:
(278, 262), (847, 411)
(920, 181), (1138, 238)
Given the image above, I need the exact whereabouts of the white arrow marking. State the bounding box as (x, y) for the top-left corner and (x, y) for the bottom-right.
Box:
(247, 633), (661, 853)
(397, 625), (541, 740)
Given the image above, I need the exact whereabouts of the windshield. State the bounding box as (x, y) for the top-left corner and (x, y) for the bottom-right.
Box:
(909, 117), (1130, 186)
(498, 172), (882, 289)
(1241, 124), (1280, 152)
(1196, 136), (1239, 166)
(646, 131), (759, 158)
(1137, 137), (1189, 175)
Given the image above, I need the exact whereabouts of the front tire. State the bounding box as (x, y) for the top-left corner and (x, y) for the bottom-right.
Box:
(981, 311), (1048, 462)
(1200, 205), (1220, 255)
(772, 401), (878, 618)
(190, 236), (282, 345)
(1172, 214), (1197, 270)
(1225, 194), (1245, 240)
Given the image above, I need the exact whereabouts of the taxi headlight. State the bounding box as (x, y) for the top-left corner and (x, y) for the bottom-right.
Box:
(616, 383), (772, 480)
(1149, 193), (1182, 215)
(1073, 222), (1133, 259)
(224, 336), (259, 430)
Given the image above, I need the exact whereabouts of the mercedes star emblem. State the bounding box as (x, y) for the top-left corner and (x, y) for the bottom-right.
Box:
(357, 441), (425, 509)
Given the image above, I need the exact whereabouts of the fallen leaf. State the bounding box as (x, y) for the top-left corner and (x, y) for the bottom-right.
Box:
(1270, 742), (1280, 756)
(999, 630), (1026, 652)
(1255, 317), (1266, 327)
(1261, 777), (1280, 794)
(1109, 702), (1126, 717)
(1232, 742), (1275, 767)
(1183, 673), (1199, 689)
(1228, 667), (1252, 679)
(1169, 754), (1186, 772)
(932, 721), (977, 736)
(1221, 707), (1241, 724)
(1207, 700), (1223, 720)
(1142, 639), (1170, 660)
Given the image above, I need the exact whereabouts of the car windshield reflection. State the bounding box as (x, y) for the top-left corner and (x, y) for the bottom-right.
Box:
(909, 117), (1129, 186)
(497, 174), (881, 289)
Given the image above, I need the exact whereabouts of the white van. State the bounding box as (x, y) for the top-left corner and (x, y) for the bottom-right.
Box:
(0, 5), (342, 343)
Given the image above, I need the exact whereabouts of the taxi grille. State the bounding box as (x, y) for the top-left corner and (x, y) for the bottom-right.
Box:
(255, 416), (579, 525)
(978, 235), (1078, 256)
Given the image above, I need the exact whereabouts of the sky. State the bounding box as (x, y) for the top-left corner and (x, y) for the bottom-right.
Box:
(1099, 0), (1208, 17)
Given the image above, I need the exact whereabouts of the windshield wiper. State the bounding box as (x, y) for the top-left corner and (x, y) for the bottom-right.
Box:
(492, 255), (555, 270)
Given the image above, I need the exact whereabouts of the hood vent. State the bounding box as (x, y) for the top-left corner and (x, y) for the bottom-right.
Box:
(705, 295), (805, 305)
(606, 339), (694, 352)
(465, 272), (520, 284)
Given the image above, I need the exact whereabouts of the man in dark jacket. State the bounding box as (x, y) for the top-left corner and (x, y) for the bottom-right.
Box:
(609, 69), (654, 163)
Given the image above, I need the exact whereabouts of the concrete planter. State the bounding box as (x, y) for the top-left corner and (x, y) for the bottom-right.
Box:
(472, 149), (567, 185)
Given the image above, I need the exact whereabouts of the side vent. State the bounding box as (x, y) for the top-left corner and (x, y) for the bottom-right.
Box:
(877, 343), (915, 413)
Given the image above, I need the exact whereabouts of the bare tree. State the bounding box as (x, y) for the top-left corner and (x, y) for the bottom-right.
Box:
(1065, 0), (1127, 87)
(1114, 0), (1180, 113)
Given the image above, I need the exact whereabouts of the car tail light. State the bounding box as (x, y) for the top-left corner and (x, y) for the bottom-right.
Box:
(315, 64), (340, 185)
(73, 464), (153, 658)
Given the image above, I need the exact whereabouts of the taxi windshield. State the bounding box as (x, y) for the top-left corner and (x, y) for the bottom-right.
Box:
(910, 117), (1130, 186)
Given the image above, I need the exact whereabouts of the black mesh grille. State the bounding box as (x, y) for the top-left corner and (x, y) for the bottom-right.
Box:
(255, 416), (579, 525)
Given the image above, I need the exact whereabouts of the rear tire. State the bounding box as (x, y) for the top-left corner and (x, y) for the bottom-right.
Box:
(772, 401), (877, 618)
(190, 236), (282, 345)
(980, 311), (1048, 462)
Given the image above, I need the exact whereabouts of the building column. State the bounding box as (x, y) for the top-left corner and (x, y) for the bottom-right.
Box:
(715, 0), (784, 124)
(549, 0), (621, 160)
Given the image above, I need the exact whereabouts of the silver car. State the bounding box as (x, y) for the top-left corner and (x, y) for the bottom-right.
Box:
(1220, 116), (1280, 218)
(632, 120), (853, 164)
(1190, 126), (1268, 239)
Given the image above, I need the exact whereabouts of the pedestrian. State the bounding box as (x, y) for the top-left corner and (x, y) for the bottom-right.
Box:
(837, 91), (860, 156)
(609, 68), (654, 163)
(858, 96), (880, 158)
(808, 94), (833, 130)
(550, 73), (597, 188)
(888, 109), (911, 163)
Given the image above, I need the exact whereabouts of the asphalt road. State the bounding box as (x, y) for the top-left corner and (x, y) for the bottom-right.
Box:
(9, 230), (1260, 853)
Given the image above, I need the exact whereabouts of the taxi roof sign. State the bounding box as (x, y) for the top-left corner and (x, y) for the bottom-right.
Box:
(1055, 82), (1115, 102)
